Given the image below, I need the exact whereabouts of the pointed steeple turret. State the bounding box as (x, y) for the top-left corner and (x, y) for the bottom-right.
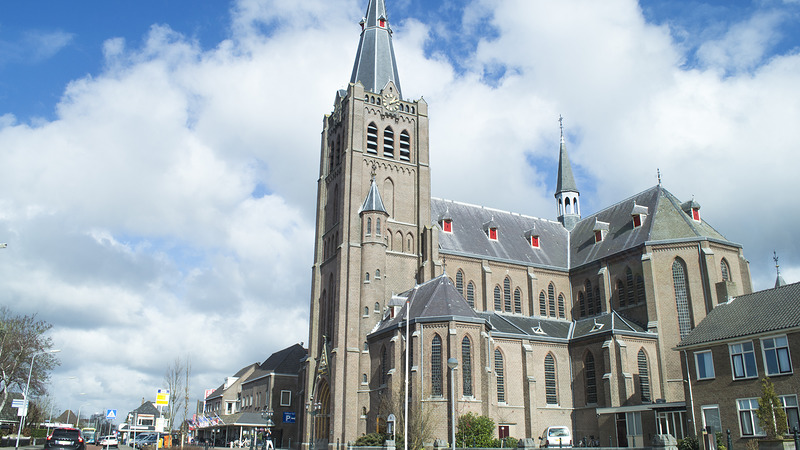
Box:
(350, 0), (402, 97)
(554, 116), (580, 230)
(774, 251), (787, 288)
(360, 176), (387, 214)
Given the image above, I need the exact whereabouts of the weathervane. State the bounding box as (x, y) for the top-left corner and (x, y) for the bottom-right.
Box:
(774, 251), (781, 276)
(559, 115), (564, 138)
(657, 168), (662, 186)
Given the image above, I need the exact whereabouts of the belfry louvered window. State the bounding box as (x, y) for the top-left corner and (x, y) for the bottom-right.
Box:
(399, 130), (410, 161)
(539, 291), (547, 316)
(431, 334), (443, 396)
(545, 353), (558, 405)
(638, 349), (651, 402)
(462, 336), (473, 397)
(383, 126), (394, 158)
(585, 352), (597, 404)
(495, 349), (505, 403)
(366, 123), (378, 154)
(504, 277), (512, 312)
(672, 259), (692, 338)
(548, 283), (556, 317)
(494, 286), (502, 311)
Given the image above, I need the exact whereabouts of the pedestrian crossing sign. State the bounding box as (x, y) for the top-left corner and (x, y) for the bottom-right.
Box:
(106, 409), (117, 420)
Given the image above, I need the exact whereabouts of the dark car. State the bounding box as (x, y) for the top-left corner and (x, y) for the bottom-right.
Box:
(45, 428), (85, 450)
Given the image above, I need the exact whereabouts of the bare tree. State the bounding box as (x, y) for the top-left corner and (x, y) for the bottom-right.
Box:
(164, 358), (187, 432)
(376, 385), (441, 450)
(182, 357), (192, 443)
(0, 307), (60, 412)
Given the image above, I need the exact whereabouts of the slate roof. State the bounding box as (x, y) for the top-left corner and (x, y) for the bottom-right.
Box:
(350, 0), (402, 97)
(555, 136), (578, 194)
(476, 312), (572, 341)
(243, 344), (307, 384)
(360, 178), (387, 213)
(431, 198), (570, 270)
(129, 401), (160, 417)
(571, 311), (649, 340)
(676, 282), (800, 348)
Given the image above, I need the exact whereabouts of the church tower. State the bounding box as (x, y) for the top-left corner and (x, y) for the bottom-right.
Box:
(554, 117), (580, 230)
(304, 0), (430, 447)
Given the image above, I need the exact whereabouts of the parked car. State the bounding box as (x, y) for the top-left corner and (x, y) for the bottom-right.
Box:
(45, 427), (86, 450)
(541, 426), (572, 447)
(98, 435), (119, 448)
(134, 434), (159, 449)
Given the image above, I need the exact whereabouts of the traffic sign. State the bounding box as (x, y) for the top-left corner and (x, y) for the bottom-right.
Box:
(156, 389), (170, 406)
(106, 409), (117, 420)
(11, 399), (27, 409)
(283, 412), (295, 423)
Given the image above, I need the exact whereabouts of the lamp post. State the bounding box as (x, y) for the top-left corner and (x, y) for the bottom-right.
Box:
(15, 349), (61, 450)
(447, 358), (458, 450)
(309, 400), (321, 450)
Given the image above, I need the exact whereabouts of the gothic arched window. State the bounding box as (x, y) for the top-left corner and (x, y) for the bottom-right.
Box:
(383, 126), (394, 158)
(548, 282), (556, 317)
(617, 279), (626, 308)
(380, 346), (388, 385)
(636, 274), (646, 304)
(557, 293), (565, 319)
(539, 291), (547, 316)
(579, 291), (585, 317)
(399, 130), (411, 161)
(466, 282), (475, 309)
(545, 353), (558, 405)
(626, 267), (635, 306)
(366, 218), (372, 236)
(462, 336), (473, 397)
(638, 349), (651, 403)
(514, 288), (522, 314)
(721, 258), (731, 282)
(494, 286), (502, 311)
(586, 280), (594, 316)
(672, 259), (692, 338)
(504, 277), (512, 312)
(456, 270), (464, 295)
(495, 349), (505, 403)
(585, 352), (597, 405)
(431, 334), (443, 397)
(366, 122), (378, 154)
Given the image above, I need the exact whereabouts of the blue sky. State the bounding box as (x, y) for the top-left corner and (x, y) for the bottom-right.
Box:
(1, 0), (799, 426)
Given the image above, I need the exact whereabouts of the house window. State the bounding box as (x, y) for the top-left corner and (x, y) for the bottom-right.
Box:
(730, 341), (758, 379)
(364, 306), (369, 316)
(494, 286), (502, 311)
(585, 352), (597, 405)
(442, 219), (452, 233)
(530, 235), (539, 248)
(462, 336), (473, 397)
(545, 353), (558, 405)
(514, 288), (522, 314)
(383, 127), (394, 158)
(431, 334), (443, 396)
(466, 282), (475, 308)
(762, 336), (792, 376)
(365, 272), (370, 282)
(504, 277), (512, 312)
(375, 269), (381, 279)
(738, 398), (764, 436)
(780, 395), (800, 433)
(548, 283), (556, 317)
(366, 123), (378, 154)
(694, 350), (715, 380)
(539, 291), (547, 316)
(638, 349), (651, 403)
(495, 349), (505, 403)
(374, 302), (380, 313)
(399, 130), (411, 161)
(280, 390), (291, 406)
(672, 259), (692, 338)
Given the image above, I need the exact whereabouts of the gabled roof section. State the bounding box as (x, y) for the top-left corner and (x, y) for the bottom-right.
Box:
(571, 311), (649, 339)
(260, 343), (306, 374)
(360, 178), (387, 213)
(350, 0), (402, 97)
(371, 275), (480, 335)
(677, 282), (800, 348)
(131, 401), (160, 417)
(477, 313), (572, 341)
(431, 198), (570, 270)
(570, 185), (732, 268)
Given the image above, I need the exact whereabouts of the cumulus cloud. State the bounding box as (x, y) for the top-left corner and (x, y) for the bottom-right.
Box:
(0, 0), (797, 418)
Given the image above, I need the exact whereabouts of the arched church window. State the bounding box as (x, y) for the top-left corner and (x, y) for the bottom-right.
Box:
(467, 282), (475, 309)
(456, 270), (464, 295)
(495, 349), (505, 403)
(565, 197), (572, 214)
(494, 286), (502, 311)
(374, 302), (380, 313)
(514, 288), (522, 314)
(400, 130), (411, 161)
(672, 259), (691, 338)
(364, 307), (369, 316)
(721, 258), (731, 282)
(375, 269), (381, 279)
(548, 283), (556, 317)
(586, 280), (594, 316)
(383, 126), (394, 158)
(365, 272), (370, 282)
(462, 336), (473, 397)
(585, 352), (597, 405)
(617, 279), (626, 308)
(636, 275), (645, 304)
(539, 291), (547, 316)
(431, 334), (443, 396)
(376, 218), (381, 235)
(366, 218), (372, 236)
(626, 267), (635, 306)
(366, 123), (378, 154)
(595, 286), (601, 313)
(638, 349), (651, 402)
(579, 291), (586, 317)
(557, 293), (565, 318)
(504, 277), (512, 312)
(545, 353), (558, 405)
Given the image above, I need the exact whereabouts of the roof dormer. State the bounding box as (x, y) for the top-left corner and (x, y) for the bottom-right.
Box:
(593, 219), (610, 243)
(524, 228), (540, 249)
(438, 210), (453, 233)
(681, 199), (701, 223)
(483, 219), (498, 241)
(631, 202), (649, 228)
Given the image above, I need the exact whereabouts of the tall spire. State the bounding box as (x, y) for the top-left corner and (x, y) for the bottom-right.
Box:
(554, 115), (580, 230)
(350, 0), (402, 97)
(774, 251), (787, 288)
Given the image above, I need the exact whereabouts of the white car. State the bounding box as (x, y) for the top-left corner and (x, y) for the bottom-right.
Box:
(98, 435), (119, 448)
(541, 426), (572, 447)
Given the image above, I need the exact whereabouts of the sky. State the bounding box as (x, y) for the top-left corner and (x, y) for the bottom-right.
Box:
(1, 0), (799, 425)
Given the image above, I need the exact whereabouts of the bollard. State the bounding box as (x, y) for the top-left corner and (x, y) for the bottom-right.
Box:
(609, 437), (612, 448)
(793, 427), (798, 450)
(726, 429), (732, 450)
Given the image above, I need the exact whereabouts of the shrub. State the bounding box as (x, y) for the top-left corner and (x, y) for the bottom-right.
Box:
(677, 435), (699, 450)
(354, 432), (389, 446)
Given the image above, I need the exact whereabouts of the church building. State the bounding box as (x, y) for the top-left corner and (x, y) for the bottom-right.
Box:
(302, 0), (752, 448)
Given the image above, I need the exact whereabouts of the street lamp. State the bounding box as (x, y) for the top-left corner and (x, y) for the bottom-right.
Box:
(447, 358), (458, 450)
(15, 349), (61, 450)
(309, 400), (321, 450)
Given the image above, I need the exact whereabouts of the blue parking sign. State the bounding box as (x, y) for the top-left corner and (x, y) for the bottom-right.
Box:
(283, 412), (296, 423)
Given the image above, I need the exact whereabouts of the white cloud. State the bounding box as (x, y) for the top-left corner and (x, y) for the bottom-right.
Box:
(0, 0), (798, 420)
